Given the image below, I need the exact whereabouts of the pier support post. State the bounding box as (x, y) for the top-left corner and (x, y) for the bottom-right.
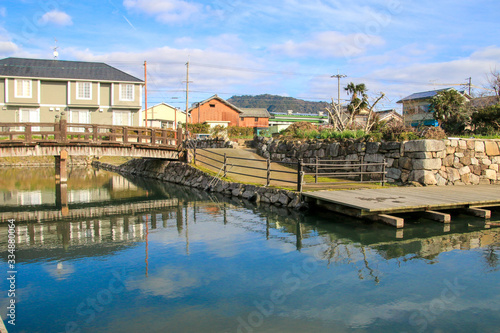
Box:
(55, 149), (68, 183)
(55, 182), (69, 217)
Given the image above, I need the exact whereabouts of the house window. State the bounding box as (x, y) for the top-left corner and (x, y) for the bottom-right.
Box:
(15, 79), (32, 98)
(76, 82), (92, 100)
(254, 117), (259, 122)
(209, 104), (215, 108)
(69, 109), (90, 132)
(113, 110), (132, 126)
(120, 84), (134, 101)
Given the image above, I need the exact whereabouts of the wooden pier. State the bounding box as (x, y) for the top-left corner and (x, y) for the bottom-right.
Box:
(303, 185), (500, 228)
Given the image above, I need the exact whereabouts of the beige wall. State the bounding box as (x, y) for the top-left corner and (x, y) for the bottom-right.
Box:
(0, 79), (4, 103)
(143, 104), (186, 127)
(112, 83), (141, 108)
(100, 83), (111, 106)
(69, 81), (99, 106)
(7, 78), (40, 104)
(41, 81), (67, 105)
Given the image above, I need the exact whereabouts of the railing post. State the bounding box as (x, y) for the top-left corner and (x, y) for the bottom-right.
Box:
(92, 125), (98, 142)
(297, 158), (303, 192)
(177, 124), (183, 146)
(60, 117), (67, 143)
(266, 158), (271, 187)
(123, 127), (129, 143)
(54, 119), (60, 141)
(151, 129), (156, 145)
(193, 146), (197, 165)
(223, 153), (227, 178)
(382, 158), (386, 186)
(25, 124), (32, 143)
(360, 155), (364, 182)
(315, 157), (318, 183)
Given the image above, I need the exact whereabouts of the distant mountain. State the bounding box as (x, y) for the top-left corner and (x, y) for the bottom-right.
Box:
(228, 94), (329, 114)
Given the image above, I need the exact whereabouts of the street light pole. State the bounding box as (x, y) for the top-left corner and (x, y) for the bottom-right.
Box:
(331, 70), (347, 111)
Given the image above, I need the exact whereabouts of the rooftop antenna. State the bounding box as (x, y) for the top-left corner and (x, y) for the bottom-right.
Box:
(53, 39), (59, 59)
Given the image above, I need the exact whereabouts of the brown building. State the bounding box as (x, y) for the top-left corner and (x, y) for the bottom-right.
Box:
(189, 95), (269, 132)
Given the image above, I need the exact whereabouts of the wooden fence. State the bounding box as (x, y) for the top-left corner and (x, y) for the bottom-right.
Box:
(0, 120), (181, 147)
(193, 148), (387, 192)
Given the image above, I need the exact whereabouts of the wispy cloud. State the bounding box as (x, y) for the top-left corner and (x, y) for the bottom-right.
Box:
(270, 31), (385, 58)
(123, 0), (202, 23)
(39, 10), (73, 26)
(0, 7), (6, 17)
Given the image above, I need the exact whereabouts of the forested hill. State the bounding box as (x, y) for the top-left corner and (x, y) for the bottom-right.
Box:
(228, 94), (329, 114)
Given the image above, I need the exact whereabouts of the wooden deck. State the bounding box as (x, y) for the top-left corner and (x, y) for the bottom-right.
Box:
(303, 185), (500, 228)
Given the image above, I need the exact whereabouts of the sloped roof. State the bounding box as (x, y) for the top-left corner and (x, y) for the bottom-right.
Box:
(240, 108), (270, 118)
(0, 57), (143, 83)
(397, 88), (452, 103)
(189, 95), (243, 113)
(375, 109), (403, 121)
(470, 96), (500, 108)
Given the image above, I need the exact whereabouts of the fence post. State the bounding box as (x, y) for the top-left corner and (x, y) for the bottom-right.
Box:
(297, 158), (303, 192)
(25, 124), (32, 143)
(54, 118), (60, 141)
(360, 155), (364, 182)
(223, 153), (227, 178)
(315, 157), (318, 183)
(266, 158), (271, 187)
(382, 158), (386, 186)
(92, 125), (98, 142)
(123, 127), (129, 143)
(60, 118), (67, 143)
(193, 146), (197, 165)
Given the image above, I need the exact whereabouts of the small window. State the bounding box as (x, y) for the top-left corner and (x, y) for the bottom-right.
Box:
(209, 104), (216, 108)
(254, 117), (259, 122)
(240, 117), (244, 121)
(15, 79), (32, 98)
(120, 84), (135, 101)
(76, 82), (92, 100)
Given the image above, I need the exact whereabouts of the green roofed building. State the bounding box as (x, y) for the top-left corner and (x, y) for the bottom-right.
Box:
(268, 110), (329, 133)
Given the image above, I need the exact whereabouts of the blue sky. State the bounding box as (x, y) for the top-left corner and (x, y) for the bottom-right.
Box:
(1, 0), (499, 111)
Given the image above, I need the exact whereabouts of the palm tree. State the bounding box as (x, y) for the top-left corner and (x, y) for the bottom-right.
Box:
(344, 82), (368, 114)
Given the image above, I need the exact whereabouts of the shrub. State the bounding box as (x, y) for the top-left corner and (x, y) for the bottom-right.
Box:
(227, 126), (254, 138)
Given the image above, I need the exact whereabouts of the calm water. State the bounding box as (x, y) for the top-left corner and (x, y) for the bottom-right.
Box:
(1, 167), (500, 333)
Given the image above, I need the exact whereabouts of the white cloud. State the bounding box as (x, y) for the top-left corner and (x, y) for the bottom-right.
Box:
(39, 10), (73, 26)
(123, 0), (202, 23)
(0, 41), (18, 54)
(0, 7), (6, 17)
(270, 31), (385, 58)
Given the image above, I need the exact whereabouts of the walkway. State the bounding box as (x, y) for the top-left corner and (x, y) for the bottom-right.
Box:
(303, 185), (500, 228)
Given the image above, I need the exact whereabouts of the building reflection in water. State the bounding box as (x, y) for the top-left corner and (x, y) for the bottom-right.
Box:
(1, 171), (499, 285)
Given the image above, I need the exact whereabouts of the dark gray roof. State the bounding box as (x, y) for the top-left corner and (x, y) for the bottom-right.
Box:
(397, 88), (451, 103)
(240, 108), (270, 118)
(0, 57), (143, 83)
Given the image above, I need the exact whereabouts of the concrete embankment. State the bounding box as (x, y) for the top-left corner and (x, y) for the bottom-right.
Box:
(92, 159), (308, 210)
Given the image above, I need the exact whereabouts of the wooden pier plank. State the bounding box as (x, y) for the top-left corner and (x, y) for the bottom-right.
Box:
(304, 185), (500, 216)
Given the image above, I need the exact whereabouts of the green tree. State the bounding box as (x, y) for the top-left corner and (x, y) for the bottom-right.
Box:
(430, 89), (469, 135)
(344, 82), (368, 114)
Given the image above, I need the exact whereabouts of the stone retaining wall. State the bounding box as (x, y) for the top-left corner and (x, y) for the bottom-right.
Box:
(186, 138), (236, 149)
(93, 159), (307, 209)
(254, 136), (500, 186)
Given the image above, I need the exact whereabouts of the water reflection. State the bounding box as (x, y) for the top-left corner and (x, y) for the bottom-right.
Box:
(1, 168), (500, 332)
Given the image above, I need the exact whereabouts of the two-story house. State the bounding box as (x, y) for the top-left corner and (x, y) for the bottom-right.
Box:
(397, 88), (470, 127)
(0, 57), (144, 127)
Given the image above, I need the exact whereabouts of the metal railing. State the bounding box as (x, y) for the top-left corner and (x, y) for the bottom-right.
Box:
(193, 147), (297, 188)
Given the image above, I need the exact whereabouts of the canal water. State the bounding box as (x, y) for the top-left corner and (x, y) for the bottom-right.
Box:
(1, 167), (500, 333)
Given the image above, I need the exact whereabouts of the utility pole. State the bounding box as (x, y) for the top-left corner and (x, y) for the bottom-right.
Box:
(144, 61), (148, 127)
(185, 61), (190, 139)
(466, 77), (472, 96)
(331, 70), (347, 123)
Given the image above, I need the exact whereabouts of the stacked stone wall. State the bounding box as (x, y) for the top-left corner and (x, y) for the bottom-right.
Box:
(254, 137), (500, 186)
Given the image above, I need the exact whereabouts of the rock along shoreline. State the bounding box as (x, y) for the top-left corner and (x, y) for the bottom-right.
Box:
(92, 159), (308, 210)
